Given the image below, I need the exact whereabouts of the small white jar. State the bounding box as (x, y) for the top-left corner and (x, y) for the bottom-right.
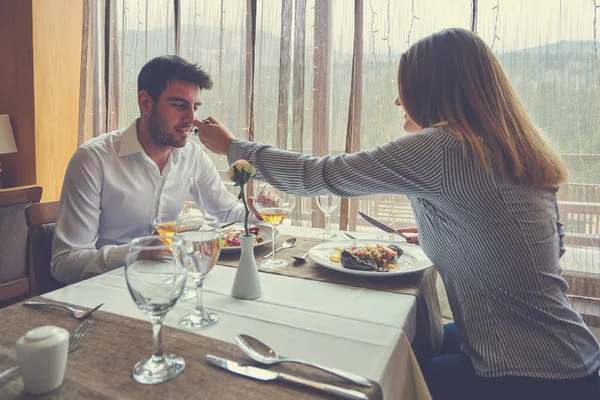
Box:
(16, 325), (69, 395)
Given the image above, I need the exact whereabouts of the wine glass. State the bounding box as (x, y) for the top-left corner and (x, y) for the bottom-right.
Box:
(150, 177), (205, 302)
(151, 210), (195, 302)
(316, 194), (341, 239)
(125, 235), (188, 384)
(253, 182), (296, 269)
(175, 215), (222, 329)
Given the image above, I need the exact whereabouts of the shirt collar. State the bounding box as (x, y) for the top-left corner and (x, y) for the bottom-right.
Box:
(118, 119), (184, 163)
(118, 120), (144, 157)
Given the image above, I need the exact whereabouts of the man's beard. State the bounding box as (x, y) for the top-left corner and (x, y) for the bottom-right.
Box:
(148, 107), (187, 148)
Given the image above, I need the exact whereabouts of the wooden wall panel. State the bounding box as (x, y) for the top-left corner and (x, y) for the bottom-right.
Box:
(0, 0), (36, 188)
(32, 0), (83, 201)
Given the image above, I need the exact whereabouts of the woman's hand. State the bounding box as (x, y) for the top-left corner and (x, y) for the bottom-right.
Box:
(194, 116), (235, 155)
(397, 227), (419, 244)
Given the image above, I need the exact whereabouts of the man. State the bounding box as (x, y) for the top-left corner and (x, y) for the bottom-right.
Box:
(52, 55), (254, 284)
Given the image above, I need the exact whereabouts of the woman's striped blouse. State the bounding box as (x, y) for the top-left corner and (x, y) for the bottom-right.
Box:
(228, 127), (600, 378)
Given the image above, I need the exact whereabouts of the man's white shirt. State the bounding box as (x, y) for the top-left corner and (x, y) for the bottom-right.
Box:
(52, 120), (247, 284)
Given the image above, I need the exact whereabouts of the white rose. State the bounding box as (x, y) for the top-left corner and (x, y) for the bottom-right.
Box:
(228, 160), (256, 184)
(227, 164), (236, 181)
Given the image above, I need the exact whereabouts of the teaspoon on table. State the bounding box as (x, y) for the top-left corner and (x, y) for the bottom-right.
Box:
(262, 237), (297, 259)
(235, 334), (372, 388)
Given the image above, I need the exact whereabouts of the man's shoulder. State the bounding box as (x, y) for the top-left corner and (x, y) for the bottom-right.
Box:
(71, 129), (127, 168)
(79, 129), (125, 151)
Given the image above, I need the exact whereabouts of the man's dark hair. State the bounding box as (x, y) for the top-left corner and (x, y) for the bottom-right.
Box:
(137, 55), (213, 100)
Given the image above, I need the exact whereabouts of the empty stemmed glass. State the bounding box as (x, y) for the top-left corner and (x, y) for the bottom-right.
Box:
(316, 194), (341, 239)
(125, 235), (188, 384)
(175, 215), (222, 329)
(253, 182), (296, 270)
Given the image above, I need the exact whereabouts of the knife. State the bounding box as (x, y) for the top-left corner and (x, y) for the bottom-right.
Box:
(205, 355), (369, 400)
(358, 212), (409, 240)
(220, 221), (237, 229)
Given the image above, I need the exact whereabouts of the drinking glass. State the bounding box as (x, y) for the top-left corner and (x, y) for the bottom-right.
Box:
(151, 212), (195, 302)
(253, 182), (296, 269)
(175, 215), (222, 329)
(150, 177), (205, 302)
(316, 194), (341, 239)
(125, 235), (188, 384)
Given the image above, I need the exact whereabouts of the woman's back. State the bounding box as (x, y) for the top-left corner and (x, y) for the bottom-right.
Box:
(411, 127), (599, 378)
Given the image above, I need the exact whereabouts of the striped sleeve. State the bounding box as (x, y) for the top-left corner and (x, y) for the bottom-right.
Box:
(228, 128), (449, 199)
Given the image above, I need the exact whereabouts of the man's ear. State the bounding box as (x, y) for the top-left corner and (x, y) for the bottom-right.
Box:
(138, 90), (154, 115)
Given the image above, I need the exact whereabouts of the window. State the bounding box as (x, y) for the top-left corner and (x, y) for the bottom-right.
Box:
(92, 0), (599, 277)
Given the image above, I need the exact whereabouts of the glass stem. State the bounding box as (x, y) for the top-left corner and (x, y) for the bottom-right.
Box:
(271, 228), (277, 260)
(195, 277), (205, 313)
(150, 316), (165, 363)
(325, 213), (331, 234)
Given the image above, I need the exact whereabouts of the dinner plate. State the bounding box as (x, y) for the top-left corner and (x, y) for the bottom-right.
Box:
(308, 239), (432, 277)
(220, 224), (277, 253)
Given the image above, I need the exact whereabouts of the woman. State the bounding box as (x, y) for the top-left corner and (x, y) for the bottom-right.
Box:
(197, 28), (599, 399)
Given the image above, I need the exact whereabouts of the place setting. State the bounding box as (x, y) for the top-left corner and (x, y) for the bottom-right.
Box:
(122, 229), (382, 398)
(218, 201), (430, 281)
(205, 333), (380, 400)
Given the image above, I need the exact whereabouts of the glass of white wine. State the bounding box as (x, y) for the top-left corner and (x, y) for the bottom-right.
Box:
(253, 182), (296, 270)
(175, 215), (222, 329)
(150, 177), (206, 302)
(151, 212), (195, 302)
(316, 194), (341, 239)
(125, 235), (188, 384)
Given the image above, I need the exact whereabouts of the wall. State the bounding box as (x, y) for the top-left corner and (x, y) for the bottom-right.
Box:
(32, 0), (83, 201)
(0, 0), (82, 200)
(0, 0), (36, 188)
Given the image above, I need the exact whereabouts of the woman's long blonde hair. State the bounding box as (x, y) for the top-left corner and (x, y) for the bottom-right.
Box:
(398, 28), (567, 186)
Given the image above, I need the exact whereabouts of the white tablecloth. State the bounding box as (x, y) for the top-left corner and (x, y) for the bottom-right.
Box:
(43, 226), (432, 399)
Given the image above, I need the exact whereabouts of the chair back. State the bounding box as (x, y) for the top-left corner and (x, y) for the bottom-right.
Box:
(24, 201), (64, 296)
(0, 185), (42, 303)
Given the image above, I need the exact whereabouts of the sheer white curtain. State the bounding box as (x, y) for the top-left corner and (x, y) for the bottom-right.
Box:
(87, 0), (599, 328)
(178, 0), (247, 172)
(478, 1), (599, 321)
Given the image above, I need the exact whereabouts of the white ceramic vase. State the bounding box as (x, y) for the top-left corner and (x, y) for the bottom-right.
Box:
(231, 235), (262, 300)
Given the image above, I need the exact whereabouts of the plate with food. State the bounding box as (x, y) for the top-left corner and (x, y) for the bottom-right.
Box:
(220, 224), (277, 253)
(308, 240), (432, 277)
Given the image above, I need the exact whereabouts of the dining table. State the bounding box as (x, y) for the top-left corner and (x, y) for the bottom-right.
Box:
(0, 225), (440, 399)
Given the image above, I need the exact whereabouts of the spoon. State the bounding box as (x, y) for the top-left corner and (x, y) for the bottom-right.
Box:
(235, 334), (372, 388)
(292, 251), (310, 263)
(24, 301), (104, 320)
(262, 237), (297, 259)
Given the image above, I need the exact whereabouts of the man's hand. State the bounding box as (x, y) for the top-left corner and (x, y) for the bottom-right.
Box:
(247, 188), (282, 221)
(138, 237), (172, 260)
(195, 117), (235, 155)
(247, 197), (262, 220)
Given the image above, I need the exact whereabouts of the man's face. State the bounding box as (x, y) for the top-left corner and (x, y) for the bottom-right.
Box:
(146, 79), (202, 148)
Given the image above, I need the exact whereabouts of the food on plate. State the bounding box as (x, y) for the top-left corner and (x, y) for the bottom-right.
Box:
(329, 248), (342, 263)
(221, 226), (265, 247)
(330, 244), (403, 272)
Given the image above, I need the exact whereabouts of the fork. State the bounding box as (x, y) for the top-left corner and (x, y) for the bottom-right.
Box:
(292, 251), (310, 263)
(0, 319), (94, 382)
(24, 301), (103, 320)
